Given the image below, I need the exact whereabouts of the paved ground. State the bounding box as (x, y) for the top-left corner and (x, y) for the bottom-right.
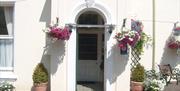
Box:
(77, 82), (103, 91)
(163, 81), (180, 91)
(76, 81), (180, 91)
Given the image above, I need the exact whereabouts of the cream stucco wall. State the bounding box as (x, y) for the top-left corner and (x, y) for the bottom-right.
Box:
(2, 0), (179, 91)
(14, 0), (51, 91)
(156, 0), (180, 68)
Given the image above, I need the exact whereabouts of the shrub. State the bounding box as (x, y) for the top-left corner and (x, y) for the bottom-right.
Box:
(131, 63), (145, 82)
(32, 63), (48, 85)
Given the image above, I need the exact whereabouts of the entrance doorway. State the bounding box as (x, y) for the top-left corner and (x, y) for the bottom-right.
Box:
(76, 11), (105, 91)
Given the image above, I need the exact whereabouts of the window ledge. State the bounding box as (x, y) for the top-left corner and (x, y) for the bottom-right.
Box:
(0, 71), (17, 81)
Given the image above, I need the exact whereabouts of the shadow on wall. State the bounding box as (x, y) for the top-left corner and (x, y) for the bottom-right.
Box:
(31, 0), (52, 90)
(160, 35), (180, 68)
(40, 40), (65, 91)
(160, 37), (180, 91)
(31, 40), (65, 91)
(39, 0), (52, 74)
(39, 0), (51, 26)
(106, 32), (129, 84)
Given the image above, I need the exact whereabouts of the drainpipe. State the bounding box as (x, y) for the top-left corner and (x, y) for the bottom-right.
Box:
(152, 0), (155, 70)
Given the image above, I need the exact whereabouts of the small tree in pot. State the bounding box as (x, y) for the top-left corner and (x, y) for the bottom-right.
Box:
(32, 63), (48, 91)
(131, 63), (145, 91)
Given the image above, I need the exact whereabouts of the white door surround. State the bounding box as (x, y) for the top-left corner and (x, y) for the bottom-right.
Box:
(67, 1), (113, 91)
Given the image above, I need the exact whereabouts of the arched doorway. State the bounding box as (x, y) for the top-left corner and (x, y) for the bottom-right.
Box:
(67, 2), (114, 91)
(76, 11), (105, 91)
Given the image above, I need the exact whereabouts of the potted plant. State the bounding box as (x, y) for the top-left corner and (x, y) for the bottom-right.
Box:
(32, 63), (48, 91)
(131, 63), (145, 91)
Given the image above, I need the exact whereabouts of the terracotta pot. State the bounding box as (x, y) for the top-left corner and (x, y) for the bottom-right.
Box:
(34, 83), (48, 91)
(131, 81), (144, 91)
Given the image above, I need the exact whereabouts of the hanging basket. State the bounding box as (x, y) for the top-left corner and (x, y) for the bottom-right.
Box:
(44, 18), (72, 41)
(115, 19), (143, 55)
(47, 26), (71, 40)
(167, 23), (180, 49)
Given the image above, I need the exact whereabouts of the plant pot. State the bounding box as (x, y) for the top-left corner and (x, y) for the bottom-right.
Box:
(131, 81), (144, 91)
(34, 83), (48, 91)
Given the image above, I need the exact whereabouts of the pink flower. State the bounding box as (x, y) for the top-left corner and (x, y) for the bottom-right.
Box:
(48, 26), (71, 40)
(168, 42), (180, 49)
(118, 41), (127, 50)
(175, 27), (180, 31)
(115, 30), (140, 49)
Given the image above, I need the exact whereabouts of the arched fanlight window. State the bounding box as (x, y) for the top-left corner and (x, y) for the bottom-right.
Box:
(77, 11), (104, 25)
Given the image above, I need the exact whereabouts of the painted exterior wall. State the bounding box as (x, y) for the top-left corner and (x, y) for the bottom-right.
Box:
(1, 0), (180, 91)
(14, 0), (50, 91)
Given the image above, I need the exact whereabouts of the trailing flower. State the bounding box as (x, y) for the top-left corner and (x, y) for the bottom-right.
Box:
(48, 26), (71, 40)
(115, 27), (140, 49)
(44, 19), (71, 40)
(115, 19), (150, 54)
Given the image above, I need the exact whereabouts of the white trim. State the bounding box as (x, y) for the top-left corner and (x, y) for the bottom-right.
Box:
(0, 67), (13, 71)
(0, 3), (16, 81)
(0, 0), (16, 1)
(0, 0), (15, 6)
(0, 36), (13, 39)
(66, 24), (115, 28)
(67, 1), (113, 91)
(67, 29), (77, 91)
(0, 71), (17, 81)
(68, 1), (113, 24)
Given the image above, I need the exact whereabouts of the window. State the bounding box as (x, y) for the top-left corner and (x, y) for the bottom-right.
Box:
(78, 34), (97, 60)
(77, 11), (104, 25)
(0, 6), (14, 71)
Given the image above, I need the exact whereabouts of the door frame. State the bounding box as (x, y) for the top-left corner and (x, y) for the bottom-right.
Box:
(67, 2), (113, 91)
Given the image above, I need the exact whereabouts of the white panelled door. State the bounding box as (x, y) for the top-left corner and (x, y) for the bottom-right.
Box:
(77, 28), (104, 82)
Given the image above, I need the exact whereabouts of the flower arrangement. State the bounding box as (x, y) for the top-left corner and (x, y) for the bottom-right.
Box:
(115, 19), (150, 54)
(115, 27), (140, 49)
(44, 18), (71, 40)
(47, 26), (71, 40)
(0, 81), (15, 91)
(167, 22), (180, 49)
(144, 70), (165, 91)
(144, 79), (164, 91)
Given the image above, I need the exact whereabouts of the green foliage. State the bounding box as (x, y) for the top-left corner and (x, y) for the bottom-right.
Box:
(32, 63), (48, 84)
(0, 81), (14, 91)
(131, 63), (145, 82)
(134, 32), (151, 55)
